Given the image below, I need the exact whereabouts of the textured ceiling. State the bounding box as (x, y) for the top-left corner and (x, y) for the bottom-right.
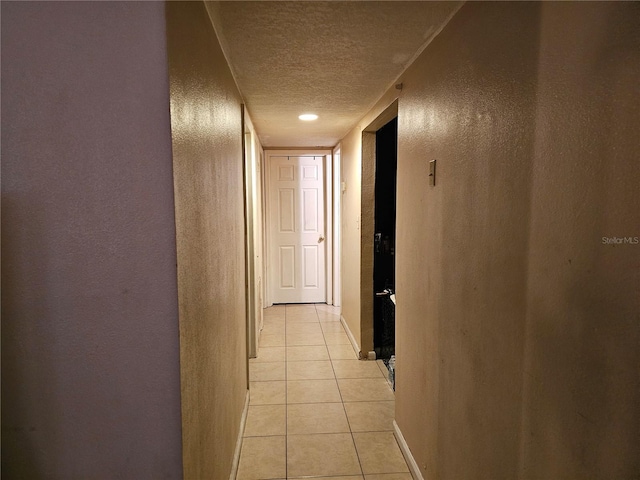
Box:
(206, 1), (462, 147)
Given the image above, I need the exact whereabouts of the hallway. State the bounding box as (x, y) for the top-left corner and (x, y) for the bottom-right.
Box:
(237, 304), (409, 479)
(3, 2), (638, 479)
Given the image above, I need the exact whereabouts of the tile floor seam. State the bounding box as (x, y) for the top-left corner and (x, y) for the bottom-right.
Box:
(326, 327), (366, 478)
(349, 428), (366, 477)
(284, 306), (289, 480)
(287, 359), (330, 362)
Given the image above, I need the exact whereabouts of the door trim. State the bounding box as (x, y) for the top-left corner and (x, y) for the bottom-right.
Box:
(243, 108), (264, 360)
(360, 100), (398, 353)
(332, 145), (342, 307)
(325, 154), (333, 306)
(264, 149), (332, 306)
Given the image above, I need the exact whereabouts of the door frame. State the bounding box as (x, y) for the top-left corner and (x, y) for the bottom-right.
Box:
(360, 100), (398, 353)
(264, 149), (332, 306)
(242, 108), (264, 360)
(332, 145), (342, 307)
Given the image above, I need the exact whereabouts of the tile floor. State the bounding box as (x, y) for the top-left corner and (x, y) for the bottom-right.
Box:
(237, 304), (411, 480)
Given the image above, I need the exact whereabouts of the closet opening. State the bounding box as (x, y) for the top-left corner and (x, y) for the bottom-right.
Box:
(373, 117), (397, 360)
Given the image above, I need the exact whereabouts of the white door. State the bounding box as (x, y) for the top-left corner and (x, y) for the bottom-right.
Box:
(269, 155), (326, 303)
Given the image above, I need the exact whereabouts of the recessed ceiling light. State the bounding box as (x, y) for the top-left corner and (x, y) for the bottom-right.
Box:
(298, 113), (318, 121)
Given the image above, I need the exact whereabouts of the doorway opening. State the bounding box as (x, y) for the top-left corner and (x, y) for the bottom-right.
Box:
(360, 100), (398, 359)
(373, 117), (397, 359)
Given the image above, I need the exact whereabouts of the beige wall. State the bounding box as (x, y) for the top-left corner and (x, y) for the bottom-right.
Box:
(395, 4), (538, 477)
(339, 129), (363, 349)
(520, 4), (639, 477)
(166, 2), (248, 479)
(340, 2), (639, 478)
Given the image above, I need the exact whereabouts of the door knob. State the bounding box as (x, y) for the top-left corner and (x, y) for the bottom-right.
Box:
(318, 235), (325, 243)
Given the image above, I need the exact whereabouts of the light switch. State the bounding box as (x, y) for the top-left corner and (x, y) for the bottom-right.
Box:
(429, 159), (436, 186)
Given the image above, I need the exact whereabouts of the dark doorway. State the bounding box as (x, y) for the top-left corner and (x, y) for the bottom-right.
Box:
(373, 117), (397, 359)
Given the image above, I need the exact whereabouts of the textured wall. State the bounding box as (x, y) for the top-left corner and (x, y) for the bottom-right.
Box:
(395, 4), (538, 477)
(339, 129), (363, 349)
(340, 1), (639, 478)
(1, 2), (183, 478)
(165, 2), (248, 479)
(394, 2), (639, 478)
(520, 3), (640, 477)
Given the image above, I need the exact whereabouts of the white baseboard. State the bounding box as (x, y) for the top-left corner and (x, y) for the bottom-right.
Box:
(393, 420), (424, 480)
(229, 390), (250, 480)
(340, 315), (361, 358)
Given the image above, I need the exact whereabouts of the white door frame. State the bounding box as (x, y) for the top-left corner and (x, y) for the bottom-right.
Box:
(332, 145), (342, 307)
(325, 154), (333, 306)
(264, 149), (332, 306)
(244, 131), (256, 358)
(242, 109), (265, 359)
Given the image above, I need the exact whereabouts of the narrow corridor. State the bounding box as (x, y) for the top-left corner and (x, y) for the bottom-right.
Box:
(237, 304), (410, 479)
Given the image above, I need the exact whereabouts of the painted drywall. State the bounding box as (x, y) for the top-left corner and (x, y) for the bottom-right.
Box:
(520, 4), (639, 477)
(395, 4), (539, 476)
(340, 2), (639, 478)
(339, 129), (363, 350)
(1, 2), (183, 478)
(165, 2), (248, 479)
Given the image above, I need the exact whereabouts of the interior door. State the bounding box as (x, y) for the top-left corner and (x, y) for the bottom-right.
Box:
(269, 155), (326, 303)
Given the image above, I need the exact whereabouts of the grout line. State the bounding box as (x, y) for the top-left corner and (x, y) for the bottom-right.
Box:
(327, 330), (365, 478)
(316, 303), (364, 478)
(284, 305), (289, 479)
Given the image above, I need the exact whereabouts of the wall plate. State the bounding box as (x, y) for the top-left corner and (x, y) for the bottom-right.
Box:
(429, 159), (436, 186)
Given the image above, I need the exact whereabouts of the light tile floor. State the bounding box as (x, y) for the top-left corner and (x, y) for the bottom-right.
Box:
(237, 304), (410, 480)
